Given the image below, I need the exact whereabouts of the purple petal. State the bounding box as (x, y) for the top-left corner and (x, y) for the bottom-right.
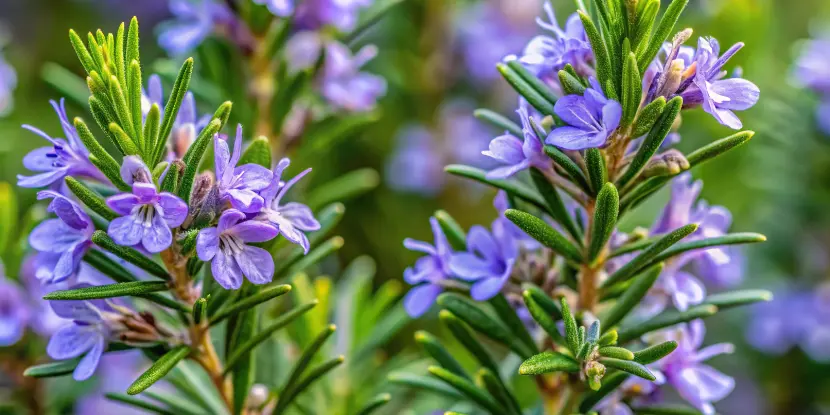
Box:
(470, 277), (507, 301)
(482, 134), (525, 164)
(22, 147), (58, 171)
(17, 168), (68, 188)
(49, 299), (101, 321)
(108, 214), (145, 247)
(229, 221), (279, 243)
(218, 209), (246, 232)
(449, 252), (492, 281)
(467, 225), (499, 259)
(30, 219), (83, 253)
(211, 251), (244, 290)
(51, 242), (89, 283)
(275, 203), (320, 231)
(47, 324), (97, 359)
(235, 164), (273, 191)
(39, 191), (91, 230)
(601, 101), (623, 132)
(0, 316), (25, 346)
(485, 161), (530, 180)
(403, 238), (436, 255)
(141, 209), (173, 253)
(73, 335), (105, 381)
(709, 78), (759, 111)
(214, 136), (232, 184)
(226, 189), (265, 213)
(674, 364), (734, 411)
(196, 227), (219, 261)
(133, 182), (159, 202)
(669, 271), (706, 311)
(546, 126), (603, 150)
(553, 95), (594, 128)
(120, 156), (152, 185)
(106, 193), (141, 216)
(403, 284), (442, 317)
(236, 246), (275, 285)
(157, 193), (188, 227)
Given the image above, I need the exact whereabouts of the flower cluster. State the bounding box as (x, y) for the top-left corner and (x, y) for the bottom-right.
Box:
(399, 2), (767, 414)
(793, 31), (830, 135)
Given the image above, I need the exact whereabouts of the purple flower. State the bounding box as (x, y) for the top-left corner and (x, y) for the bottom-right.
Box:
(157, 0), (234, 55)
(510, 3), (593, 90)
(106, 157), (188, 253)
(677, 37), (759, 129)
(294, 0), (372, 32)
(47, 290), (115, 381)
(253, 0), (293, 16)
(197, 209), (278, 289)
(546, 78), (622, 150)
(484, 104), (552, 179)
(793, 34), (830, 135)
(0, 277), (31, 346)
(651, 321), (735, 415)
(257, 158), (321, 253)
(449, 218), (518, 301)
(386, 125), (446, 195)
(18, 99), (103, 188)
(320, 42), (386, 112)
(142, 75), (210, 159)
(403, 217), (454, 317)
(0, 44), (16, 116)
(747, 285), (830, 361)
(29, 191), (95, 284)
(215, 126), (274, 213)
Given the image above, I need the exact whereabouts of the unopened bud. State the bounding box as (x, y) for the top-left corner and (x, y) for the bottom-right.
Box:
(247, 384), (270, 408)
(643, 149), (690, 178)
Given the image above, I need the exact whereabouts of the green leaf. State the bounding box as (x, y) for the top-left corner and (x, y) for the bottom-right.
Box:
(497, 63), (556, 116)
(473, 108), (523, 137)
(212, 101), (233, 131)
(543, 145), (592, 193)
(579, 372), (629, 412)
(106, 393), (175, 415)
(588, 183), (619, 265)
(489, 294), (538, 355)
(355, 393), (392, 415)
(633, 96), (667, 137)
(160, 160), (184, 194)
(504, 209), (583, 264)
(126, 17), (140, 69)
(436, 293), (531, 359)
(579, 11), (613, 94)
(387, 372), (463, 399)
(69, 29), (97, 74)
(617, 305), (717, 343)
(600, 263), (663, 330)
(82, 251), (186, 312)
(223, 301), (317, 372)
(276, 355), (345, 414)
(179, 119), (223, 202)
(108, 122), (140, 155)
(74, 118), (129, 190)
(143, 103), (161, 156)
(561, 297), (580, 355)
(65, 177), (118, 221)
(685, 131), (755, 168)
(633, 340), (678, 364)
(154, 58), (194, 165)
(518, 352), (580, 375)
(44, 281), (169, 300)
(128, 345), (191, 395)
(41, 63), (89, 107)
(478, 368), (522, 415)
(276, 324), (337, 409)
(128, 61), (144, 150)
(238, 136), (272, 168)
(617, 96), (683, 190)
(192, 297), (207, 325)
(306, 168), (379, 210)
(599, 329), (618, 346)
(632, 404), (703, 414)
(531, 168), (582, 242)
(296, 112), (380, 161)
(209, 284), (292, 326)
(428, 366), (506, 415)
(445, 164), (550, 211)
(522, 284), (562, 319)
(143, 392), (204, 415)
(599, 357), (655, 380)
(435, 210), (467, 250)
(415, 330), (469, 380)
(108, 76), (137, 141)
(440, 311), (502, 377)
(701, 289), (772, 310)
(598, 346), (635, 360)
(506, 60), (559, 107)
(647, 233), (767, 267)
(273, 236), (344, 282)
(558, 69), (587, 95)
(632, 0), (659, 51)
(89, 95), (121, 154)
(24, 359), (80, 378)
(585, 148), (608, 194)
(229, 292), (257, 415)
(92, 231), (172, 280)
(602, 224), (697, 288)
(523, 290), (565, 344)
(637, 0), (689, 72)
(621, 52), (642, 127)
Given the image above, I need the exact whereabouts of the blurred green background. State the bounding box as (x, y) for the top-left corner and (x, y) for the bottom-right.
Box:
(1, 0), (830, 413)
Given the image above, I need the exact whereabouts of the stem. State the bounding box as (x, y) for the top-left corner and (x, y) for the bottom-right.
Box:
(579, 202), (599, 312)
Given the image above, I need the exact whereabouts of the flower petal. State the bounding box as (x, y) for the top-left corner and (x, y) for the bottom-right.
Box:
(546, 126), (603, 150)
(211, 251), (244, 290)
(108, 214), (144, 247)
(120, 156), (152, 185)
(106, 193), (141, 216)
(229, 221), (279, 243)
(30, 219), (84, 253)
(403, 283), (442, 317)
(47, 324), (97, 360)
(141, 209), (174, 253)
(157, 193), (188, 227)
(196, 227), (219, 261)
(237, 246), (275, 285)
(73, 335), (105, 381)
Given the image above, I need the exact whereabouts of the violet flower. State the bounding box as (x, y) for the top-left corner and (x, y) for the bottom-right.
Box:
(546, 78), (622, 150)
(157, 0), (234, 55)
(793, 35), (830, 135)
(0, 42), (16, 116)
(257, 158), (321, 254)
(320, 42), (386, 112)
(215, 126), (274, 213)
(46, 290), (116, 381)
(106, 157), (188, 253)
(449, 218), (518, 301)
(651, 321), (735, 415)
(676, 37), (759, 129)
(403, 217), (454, 317)
(18, 99), (104, 188)
(252, 0), (293, 17)
(294, 0), (372, 32)
(29, 191), (94, 284)
(509, 3), (593, 90)
(0, 276), (30, 346)
(197, 209), (279, 289)
(484, 104), (552, 179)
(386, 125), (446, 195)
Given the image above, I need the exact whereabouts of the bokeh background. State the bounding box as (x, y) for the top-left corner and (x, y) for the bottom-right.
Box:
(1, 0), (830, 413)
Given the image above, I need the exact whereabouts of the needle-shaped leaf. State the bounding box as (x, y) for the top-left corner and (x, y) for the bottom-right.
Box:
(603, 224), (697, 288)
(561, 297), (580, 355)
(128, 345), (191, 395)
(598, 346), (635, 360)
(531, 168), (582, 242)
(599, 357), (656, 380)
(637, 0), (689, 72)
(238, 136), (272, 168)
(387, 372), (463, 399)
(474, 108), (523, 137)
(415, 330), (469, 380)
(579, 11), (613, 95)
(276, 356), (345, 414)
(92, 231), (172, 280)
(24, 359), (81, 378)
(44, 281), (170, 300)
(601, 263), (663, 330)
(178, 118), (222, 202)
(617, 96), (683, 190)
(518, 352), (580, 375)
(685, 130), (755, 167)
(440, 311), (501, 377)
(436, 293), (532, 359)
(65, 177), (118, 221)
(69, 29), (97, 74)
(355, 393), (392, 415)
(647, 233), (767, 266)
(522, 284), (562, 319)
(505, 209), (583, 264)
(435, 210), (467, 250)
(558, 69), (587, 95)
(106, 393), (175, 415)
(588, 183), (619, 265)
(506, 60), (559, 108)
(446, 164), (549, 212)
(633, 340), (678, 364)
(621, 52), (642, 127)
(701, 289), (772, 310)
(631, 404), (703, 414)
(523, 290), (565, 344)
(617, 305), (717, 343)
(154, 57), (193, 165)
(497, 63), (556, 116)
(478, 368), (522, 415)
(543, 145), (592, 192)
(306, 168), (379, 210)
(209, 284), (292, 325)
(489, 294), (538, 355)
(632, 96), (667, 137)
(585, 148), (608, 194)
(428, 366), (507, 415)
